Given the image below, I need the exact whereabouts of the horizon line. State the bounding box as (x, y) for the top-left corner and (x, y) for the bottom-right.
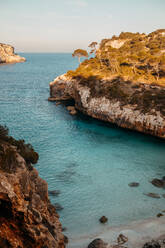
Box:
(18, 51), (74, 53)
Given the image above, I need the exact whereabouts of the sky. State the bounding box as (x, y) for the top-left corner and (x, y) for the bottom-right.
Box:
(1, 0), (165, 52)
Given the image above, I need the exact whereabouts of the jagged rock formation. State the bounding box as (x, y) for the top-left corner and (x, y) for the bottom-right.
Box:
(49, 29), (165, 139)
(0, 127), (65, 248)
(0, 43), (25, 64)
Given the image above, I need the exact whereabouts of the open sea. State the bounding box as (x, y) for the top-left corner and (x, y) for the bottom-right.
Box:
(0, 53), (165, 245)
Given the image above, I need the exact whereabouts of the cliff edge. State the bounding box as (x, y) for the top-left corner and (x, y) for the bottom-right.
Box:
(49, 29), (165, 139)
(0, 43), (26, 64)
(0, 126), (65, 248)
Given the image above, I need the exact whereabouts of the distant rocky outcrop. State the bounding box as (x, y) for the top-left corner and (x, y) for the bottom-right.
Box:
(0, 43), (26, 64)
(49, 29), (165, 139)
(0, 126), (65, 248)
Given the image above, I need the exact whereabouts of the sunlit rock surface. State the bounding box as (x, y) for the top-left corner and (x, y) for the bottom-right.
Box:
(49, 74), (165, 139)
(0, 43), (25, 64)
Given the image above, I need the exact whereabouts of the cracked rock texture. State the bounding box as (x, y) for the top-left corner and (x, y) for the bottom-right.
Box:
(0, 143), (65, 248)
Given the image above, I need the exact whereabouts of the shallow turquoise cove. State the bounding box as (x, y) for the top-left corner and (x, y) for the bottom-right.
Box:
(0, 54), (165, 240)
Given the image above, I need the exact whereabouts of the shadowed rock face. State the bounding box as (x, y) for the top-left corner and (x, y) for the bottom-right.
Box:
(49, 74), (165, 139)
(0, 143), (65, 248)
(0, 43), (26, 64)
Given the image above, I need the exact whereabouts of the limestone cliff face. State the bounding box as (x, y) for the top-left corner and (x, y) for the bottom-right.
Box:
(0, 43), (25, 64)
(0, 142), (65, 248)
(49, 74), (165, 139)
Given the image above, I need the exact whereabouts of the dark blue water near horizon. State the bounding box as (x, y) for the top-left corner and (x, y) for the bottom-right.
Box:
(0, 53), (165, 242)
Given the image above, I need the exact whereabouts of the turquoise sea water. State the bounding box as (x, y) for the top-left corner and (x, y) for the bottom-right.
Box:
(0, 54), (165, 243)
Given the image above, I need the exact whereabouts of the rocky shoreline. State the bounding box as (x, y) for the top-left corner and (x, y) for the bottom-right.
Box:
(49, 74), (165, 139)
(68, 216), (165, 248)
(0, 127), (65, 248)
(0, 43), (26, 64)
(1, 130), (165, 248)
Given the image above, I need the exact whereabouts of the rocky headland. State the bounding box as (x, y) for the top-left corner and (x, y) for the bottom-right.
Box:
(0, 126), (65, 248)
(49, 29), (165, 138)
(0, 43), (26, 64)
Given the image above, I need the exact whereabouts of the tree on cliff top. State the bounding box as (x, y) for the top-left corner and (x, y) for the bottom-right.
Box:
(88, 42), (98, 54)
(72, 49), (88, 64)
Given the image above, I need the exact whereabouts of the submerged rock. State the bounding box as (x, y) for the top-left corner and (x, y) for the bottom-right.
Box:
(144, 193), (161, 199)
(157, 213), (164, 218)
(99, 216), (108, 223)
(151, 178), (165, 188)
(48, 190), (61, 196)
(128, 182), (139, 187)
(143, 240), (161, 248)
(53, 203), (64, 211)
(67, 106), (77, 115)
(56, 101), (62, 106)
(88, 238), (107, 248)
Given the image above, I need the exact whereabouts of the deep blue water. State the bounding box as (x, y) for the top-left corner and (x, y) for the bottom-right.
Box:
(0, 53), (165, 242)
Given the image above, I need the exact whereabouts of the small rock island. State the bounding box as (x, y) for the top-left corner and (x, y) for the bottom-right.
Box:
(0, 43), (26, 64)
(49, 29), (165, 138)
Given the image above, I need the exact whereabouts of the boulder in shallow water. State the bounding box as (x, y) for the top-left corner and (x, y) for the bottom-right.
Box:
(53, 203), (64, 211)
(144, 193), (161, 199)
(70, 109), (77, 115)
(157, 213), (164, 218)
(99, 216), (108, 223)
(88, 238), (107, 248)
(128, 182), (139, 187)
(151, 178), (165, 188)
(67, 105), (77, 115)
(67, 106), (75, 111)
(143, 240), (161, 248)
(48, 190), (61, 196)
(56, 101), (61, 105)
(117, 233), (128, 244)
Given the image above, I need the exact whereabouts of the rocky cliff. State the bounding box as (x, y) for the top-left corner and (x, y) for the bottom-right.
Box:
(49, 29), (165, 139)
(0, 126), (65, 248)
(49, 74), (165, 138)
(0, 43), (25, 64)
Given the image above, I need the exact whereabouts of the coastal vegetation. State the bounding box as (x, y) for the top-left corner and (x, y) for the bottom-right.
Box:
(67, 29), (165, 86)
(72, 49), (88, 63)
(50, 29), (165, 139)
